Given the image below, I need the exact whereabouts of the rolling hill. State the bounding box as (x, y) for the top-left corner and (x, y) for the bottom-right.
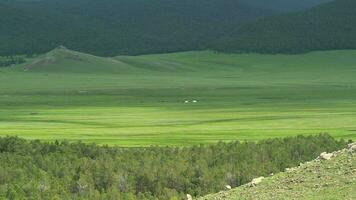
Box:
(15, 46), (139, 74)
(213, 0), (356, 54)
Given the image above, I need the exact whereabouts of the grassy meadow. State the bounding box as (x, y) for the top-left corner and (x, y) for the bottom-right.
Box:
(0, 48), (355, 146)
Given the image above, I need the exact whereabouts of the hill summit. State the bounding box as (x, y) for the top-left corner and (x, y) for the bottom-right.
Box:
(20, 47), (137, 73)
(55, 45), (68, 50)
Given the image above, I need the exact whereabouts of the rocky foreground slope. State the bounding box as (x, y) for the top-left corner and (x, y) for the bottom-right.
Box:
(199, 143), (356, 200)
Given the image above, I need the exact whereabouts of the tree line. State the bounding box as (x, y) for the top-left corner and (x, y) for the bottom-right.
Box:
(0, 134), (348, 199)
(0, 56), (26, 67)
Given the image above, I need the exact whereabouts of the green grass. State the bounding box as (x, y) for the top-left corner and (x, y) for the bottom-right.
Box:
(199, 147), (356, 200)
(0, 48), (356, 146)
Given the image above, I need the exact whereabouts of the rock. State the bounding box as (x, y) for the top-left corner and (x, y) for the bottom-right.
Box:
(38, 182), (49, 192)
(56, 45), (68, 50)
(319, 152), (333, 160)
(286, 167), (296, 172)
(348, 142), (356, 153)
(186, 194), (193, 200)
(248, 177), (264, 187)
(225, 185), (232, 190)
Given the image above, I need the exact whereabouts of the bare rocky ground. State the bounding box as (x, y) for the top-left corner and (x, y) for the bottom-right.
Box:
(199, 143), (356, 200)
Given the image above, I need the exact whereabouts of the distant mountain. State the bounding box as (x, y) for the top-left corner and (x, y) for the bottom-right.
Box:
(2, 0), (332, 12)
(213, 0), (356, 54)
(0, 0), (345, 56)
(240, 0), (333, 12)
(0, 0), (272, 56)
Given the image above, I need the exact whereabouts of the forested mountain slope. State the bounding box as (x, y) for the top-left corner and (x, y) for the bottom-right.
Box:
(213, 0), (356, 54)
(0, 0), (271, 56)
(0, 0), (335, 56)
(240, 0), (332, 12)
(0, 3), (99, 55)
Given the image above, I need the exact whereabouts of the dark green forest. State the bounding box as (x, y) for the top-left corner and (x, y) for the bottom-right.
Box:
(240, 0), (332, 12)
(0, 0), (345, 57)
(0, 135), (348, 199)
(0, 0), (272, 56)
(213, 0), (356, 54)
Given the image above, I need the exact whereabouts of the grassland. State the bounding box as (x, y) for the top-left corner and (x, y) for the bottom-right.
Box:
(0, 48), (355, 146)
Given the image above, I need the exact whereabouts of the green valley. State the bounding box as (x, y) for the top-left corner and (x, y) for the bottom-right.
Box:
(1, 48), (355, 146)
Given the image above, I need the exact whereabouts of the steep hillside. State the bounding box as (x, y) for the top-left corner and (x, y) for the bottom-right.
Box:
(213, 0), (356, 54)
(200, 143), (356, 200)
(0, 0), (272, 56)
